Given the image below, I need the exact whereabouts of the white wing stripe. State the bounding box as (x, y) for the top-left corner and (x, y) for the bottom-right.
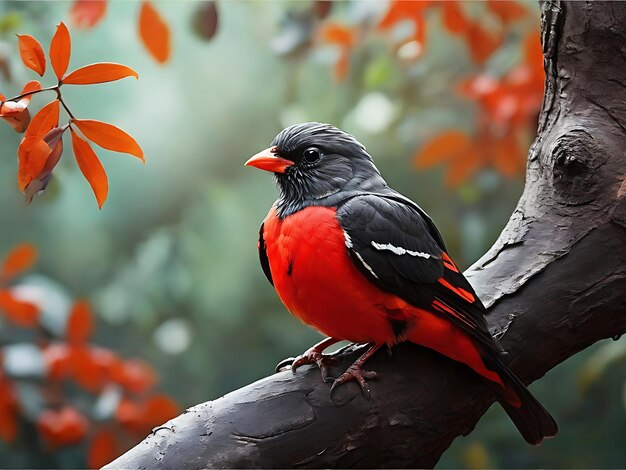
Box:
(355, 251), (379, 279)
(343, 230), (353, 249)
(371, 241), (432, 259)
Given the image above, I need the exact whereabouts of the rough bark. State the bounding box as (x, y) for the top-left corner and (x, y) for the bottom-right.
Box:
(105, 2), (626, 468)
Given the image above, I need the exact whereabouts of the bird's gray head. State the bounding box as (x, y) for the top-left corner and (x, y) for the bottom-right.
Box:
(245, 122), (386, 216)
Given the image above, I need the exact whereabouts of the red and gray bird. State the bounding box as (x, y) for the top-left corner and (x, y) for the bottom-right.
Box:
(245, 122), (557, 445)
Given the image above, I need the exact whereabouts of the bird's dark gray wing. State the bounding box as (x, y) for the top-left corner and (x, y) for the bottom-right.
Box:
(338, 195), (445, 284)
(337, 194), (502, 352)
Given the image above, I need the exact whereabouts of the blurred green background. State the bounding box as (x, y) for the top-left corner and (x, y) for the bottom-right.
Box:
(0, 1), (624, 468)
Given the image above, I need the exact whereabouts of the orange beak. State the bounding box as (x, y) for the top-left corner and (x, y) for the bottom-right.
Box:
(244, 146), (294, 174)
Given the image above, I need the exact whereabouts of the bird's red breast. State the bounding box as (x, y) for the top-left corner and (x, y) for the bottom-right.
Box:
(262, 204), (504, 388)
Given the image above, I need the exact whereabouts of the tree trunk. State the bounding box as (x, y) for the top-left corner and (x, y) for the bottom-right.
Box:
(105, 2), (626, 468)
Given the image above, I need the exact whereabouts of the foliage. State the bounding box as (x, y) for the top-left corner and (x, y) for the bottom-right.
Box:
(68, 0), (218, 61)
(0, 244), (179, 468)
(70, 1), (107, 29)
(138, 1), (171, 64)
(70, 0), (173, 64)
(0, 21), (142, 207)
(277, 0), (542, 187)
(414, 31), (543, 186)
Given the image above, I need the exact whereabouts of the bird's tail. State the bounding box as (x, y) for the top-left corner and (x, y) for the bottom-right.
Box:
(484, 355), (558, 445)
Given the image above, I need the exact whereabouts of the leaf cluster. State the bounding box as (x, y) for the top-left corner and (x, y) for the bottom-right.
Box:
(0, 22), (143, 207)
(0, 244), (179, 468)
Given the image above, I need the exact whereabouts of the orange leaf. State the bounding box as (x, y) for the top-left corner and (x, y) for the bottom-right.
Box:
(490, 132), (525, 176)
(71, 345), (106, 391)
(17, 34), (46, 76)
(17, 100), (60, 191)
(0, 80), (41, 116)
(117, 394), (179, 436)
(22, 100), (60, 139)
(115, 398), (141, 429)
(88, 429), (119, 469)
(24, 133), (65, 203)
(73, 119), (144, 161)
(18, 138), (54, 191)
(1, 243), (37, 280)
(414, 130), (472, 168)
(445, 147), (482, 187)
(441, 2), (470, 35)
(18, 80), (42, 105)
(72, 346), (117, 391)
(67, 300), (94, 343)
(144, 394), (180, 427)
(319, 23), (355, 48)
(70, 0), (108, 29)
(487, 0), (527, 24)
(111, 359), (157, 394)
(0, 100), (27, 118)
(50, 22), (71, 80)
(70, 128), (109, 208)
(0, 80), (41, 133)
(40, 125), (67, 174)
(62, 62), (138, 85)
(1, 106), (29, 133)
(37, 407), (88, 447)
(0, 92), (5, 101)
(139, 1), (171, 64)
(0, 290), (39, 327)
(466, 22), (502, 64)
(43, 343), (72, 380)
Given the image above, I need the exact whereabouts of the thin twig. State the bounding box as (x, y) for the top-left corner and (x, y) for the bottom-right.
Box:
(55, 88), (76, 120)
(4, 85), (59, 103)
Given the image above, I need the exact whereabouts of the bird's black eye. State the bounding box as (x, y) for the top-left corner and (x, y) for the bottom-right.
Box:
(303, 147), (321, 164)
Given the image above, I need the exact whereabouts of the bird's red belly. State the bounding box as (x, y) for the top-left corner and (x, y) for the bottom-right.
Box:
(263, 206), (397, 344)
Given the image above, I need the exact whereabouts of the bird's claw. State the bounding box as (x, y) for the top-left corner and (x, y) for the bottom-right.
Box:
(290, 350), (337, 381)
(275, 357), (297, 373)
(328, 366), (378, 404)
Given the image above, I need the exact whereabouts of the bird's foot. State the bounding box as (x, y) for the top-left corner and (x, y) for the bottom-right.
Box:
(327, 343), (382, 403)
(275, 337), (340, 380)
(328, 365), (378, 403)
(290, 349), (337, 381)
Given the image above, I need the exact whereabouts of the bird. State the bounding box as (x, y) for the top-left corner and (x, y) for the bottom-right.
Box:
(245, 122), (558, 445)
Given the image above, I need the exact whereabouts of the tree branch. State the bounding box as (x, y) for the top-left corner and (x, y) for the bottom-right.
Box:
(105, 2), (626, 468)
